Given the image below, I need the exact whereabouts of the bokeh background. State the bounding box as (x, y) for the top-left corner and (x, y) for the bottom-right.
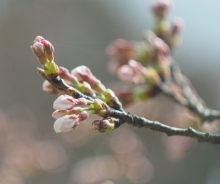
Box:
(1, 0), (220, 184)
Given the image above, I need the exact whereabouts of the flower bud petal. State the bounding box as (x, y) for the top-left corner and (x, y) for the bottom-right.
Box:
(53, 95), (75, 110)
(52, 110), (68, 119)
(151, 0), (172, 18)
(71, 65), (90, 82)
(31, 42), (47, 65)
(34, 36), (45, 43)
(77, 111), (89, 122)
(117, 65), (134, 83)
(54, 115), (78, 133)
(92, 119), (115, 133)
(71, 66), (105, 92)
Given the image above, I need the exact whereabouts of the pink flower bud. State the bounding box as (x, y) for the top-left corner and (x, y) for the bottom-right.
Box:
(106, 39), (134, 59)
(34, 36), (44, 43)
(128, 60), (146, 74)
(41, 39), (54, 61)
(77, 111), (89, 122)
(92, 119), (115, 133)
(53, 115), (79, 133)
(150, 37), (170, 64)
(52, 110), (68, 119)
(59, 66), (79, 84)
(31, 42), (47, 65)
(53, 108), (89, 119)
(71, 66), (105, 92)
(117, 60), (146, 85)
(31, 36), (54, 63)
(71, 65), (90, 82)
(53, 111), (89, 133)
(151, 0), (172, 18)
(106, 40), (135, 73)
(171, 17), (184, 36)
(117, 65), (134, 83)
(53, 95), (87, 110)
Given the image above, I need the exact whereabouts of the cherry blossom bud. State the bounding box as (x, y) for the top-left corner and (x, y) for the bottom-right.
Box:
(171, 17), (184, 36)
(31, 36), (59, 76)
(54, 115), (79, 133)
(54, 111), (88, 133)
(106, 39), (135, 73)
(168, 17), (184, 47)
(117, 65), (135, 84)
(33, 36), (54, 61)
(106, 39), (134, 59)
(71, 66), (106, 92)
(41, 39), (54, 61)
(117, 60), (147, 85)
(150, 37), (170, 64)
(71, 65), (92, 82)
(128, 60), (146, 74)
(58, 66), (79, 84)
(34, 35), (44, 43)
(31, 42), (47, 65)
(151, 0), (172, 18)
(52, 110), (69, 119)
(53, 95), (87, 110)
(77, 111), (89, 122)
(52, 107), (86, 119)
(92, 119), (115, 133)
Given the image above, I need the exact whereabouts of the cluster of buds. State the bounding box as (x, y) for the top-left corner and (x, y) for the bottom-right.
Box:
(151, 0), (171, 18)
(106, 35), (171, 105)
(71, 66), (106, 93)
(52, 95), (90, 132)
(117, 60), (161, 86)
(31, 0), (182, 133)
(31, 36), (59, 76)
(51, 94), (118, 133)
(106, 33), (171, 71)
(31, 35), (126, 134)
(151, 0), (184, 47)
(31, 36), (103, 98)
(105, 0), (184, 106)
(106, 39), (135, 74)
(59, 66), (96, 97)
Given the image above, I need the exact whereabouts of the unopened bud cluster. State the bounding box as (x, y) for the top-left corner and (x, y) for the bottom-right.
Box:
(31, 0), (184, 134)
(106, 0), (183, 106)
(31, 36), (123, 133)
(51, 94), (118, 133)
(31, 36), (59, 76)
(151, 0), (184, 47)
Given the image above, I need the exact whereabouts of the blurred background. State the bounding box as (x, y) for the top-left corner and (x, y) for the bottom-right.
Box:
(0, 0), (220, 183)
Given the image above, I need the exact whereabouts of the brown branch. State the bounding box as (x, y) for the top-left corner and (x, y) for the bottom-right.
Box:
(151, 61), (220, 123)
(108, 109), (220, 144)
(37, 68), (220, 144)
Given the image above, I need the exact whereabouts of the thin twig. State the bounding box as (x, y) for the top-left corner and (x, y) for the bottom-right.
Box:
(37, 68), (220, 144)
(108, 109), (220, 144)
